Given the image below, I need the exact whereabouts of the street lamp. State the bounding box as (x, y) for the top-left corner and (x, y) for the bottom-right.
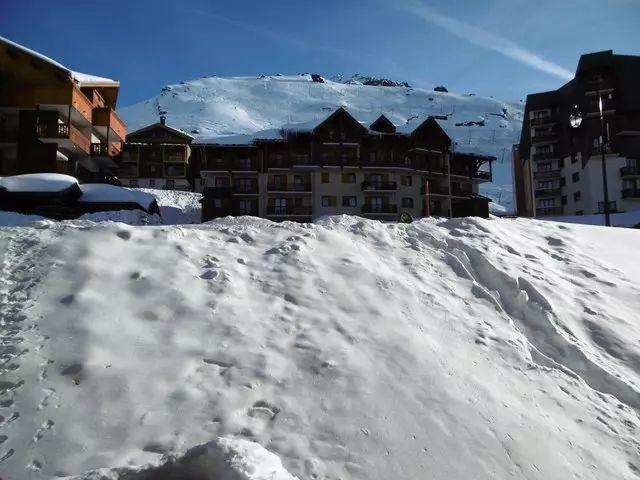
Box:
(568, 101), (611, 226)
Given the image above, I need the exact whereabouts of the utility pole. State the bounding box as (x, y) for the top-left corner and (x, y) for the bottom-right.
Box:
(598, 94), (611, 227)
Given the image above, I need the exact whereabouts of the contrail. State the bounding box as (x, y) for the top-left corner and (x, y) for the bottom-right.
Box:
(398, 1), (573, 80)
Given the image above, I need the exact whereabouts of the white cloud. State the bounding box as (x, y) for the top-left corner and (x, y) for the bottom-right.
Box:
(397, 1), (574, 80)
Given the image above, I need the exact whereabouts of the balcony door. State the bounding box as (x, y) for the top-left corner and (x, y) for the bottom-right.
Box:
(275, 198), (287, 214)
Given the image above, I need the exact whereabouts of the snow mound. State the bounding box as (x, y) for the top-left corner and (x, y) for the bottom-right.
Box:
(0, 173), (78, 193)
(118, 74), (523, 210)
(63, 437), (298, 480)
(79, 184), (157, 211)
(1, 216), (640, 479)
(137, 188), (202, 224)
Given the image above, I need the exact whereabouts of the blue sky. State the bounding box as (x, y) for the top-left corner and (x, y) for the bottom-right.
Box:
(1, 0), (638, 106)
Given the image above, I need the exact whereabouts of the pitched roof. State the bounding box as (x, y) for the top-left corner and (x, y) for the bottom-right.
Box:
(0, 35), (119, 88)
(126, 122), (195, 141)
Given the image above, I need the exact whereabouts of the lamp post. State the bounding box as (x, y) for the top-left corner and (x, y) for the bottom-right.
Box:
(568, 100), (611, 227)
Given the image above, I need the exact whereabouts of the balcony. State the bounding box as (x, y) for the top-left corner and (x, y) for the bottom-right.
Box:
(531, 132), (557, 144)
(535, 188), (562, 197)
(232, 159), (259, 171)
(92, 107), (127, 142)
(530, 115), (557, 126)
(362, 204), (398, 214)
(232, 184), (259, 194)
(450, 186), (473, 198)
(620, 166), (640, 177)
(622, 188), (640, 199)
(90, 142), (121, 157)
(475, 170), (491, 181)
(164, 164), (186, 177)
(449, 167), (489, 180)
(267, 182), (312, 192)
(421, 184), (450, 195)
(361, 181), (397, 192)
(532, 151), (557, 161)
(533, 169), (562, 179)
(36, 122), (91, 154)
(117, 163), (138, 178)
(266, 205), (312, 216)
(536, 206), (563, 216)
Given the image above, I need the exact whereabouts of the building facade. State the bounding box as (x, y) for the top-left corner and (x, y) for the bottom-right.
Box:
(117, 118), (193, 190)
(192, 108), (494, 222)
(515, 50), (640, 218)
(0, 36), (126, 180)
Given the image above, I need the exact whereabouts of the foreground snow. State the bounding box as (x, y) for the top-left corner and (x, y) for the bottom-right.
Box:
(0, 216), (639, 479)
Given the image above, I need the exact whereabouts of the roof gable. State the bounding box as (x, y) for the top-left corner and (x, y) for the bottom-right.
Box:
(370, 115), (396, 133)
(126, 122), (194, 143)
(313, 107), (368, 135)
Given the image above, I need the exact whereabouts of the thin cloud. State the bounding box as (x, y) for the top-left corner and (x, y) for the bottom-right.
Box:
(396, 1), (573, 80)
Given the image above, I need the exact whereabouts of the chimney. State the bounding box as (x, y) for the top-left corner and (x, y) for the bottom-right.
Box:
(160, 115), (166, 125)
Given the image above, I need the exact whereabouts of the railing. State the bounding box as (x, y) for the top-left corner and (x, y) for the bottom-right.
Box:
(361, 181), (397, 191)
(117, 164), (138, 177)
(535, 188), (562, 197)
(620, 166), (640, 177)
(92, 107), (127, 141)
(415, 161), (448, 174)
(450, 186), (473, 197)
(475, 170), (491, 181)
(37, 122), (90, 153)
(232, 159), (258, 171)
(536, 206), (563, 216)
(531, 133), (557, 143)
(165, 165), (186, 177)
(232, 184), (259, 194)
(91, 142), (121, 157)
(622, 188), (640, 199)
(532, 152), (557, 161)
(362, 204), (398, 214)
(72, 87), (94, 123)
(266, 205), (312, 216)
(421, 184), (450, 195)
(267, 183), (312, 192)
(533, 169), (562, 179)
(530, 115), (557, 126)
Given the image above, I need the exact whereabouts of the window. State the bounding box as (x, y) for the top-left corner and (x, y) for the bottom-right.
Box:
(274, 198), (287, 214)
(402, 197), (414, 208)
(214, 198), (223, 209)
(165, 179), (175, 190)
(560, 177), (566, 187)
(129, 179), (138, 188)
(340, 131), (347, 141)
(238, 200), (252, 215)
(321, 196), (337, 207)
(537, 145), (551, 154)
(238, 158), (252, 169)
(369, 152), (377, 162)
(295, 154), (308, 164)
(561, 195), (567, 205)
(538, 198), (556, 208)
(573, 191), (581, 202)
(538, 162), (552, 172)
(572, 172), (580, 183)
(342, 173), (356, 183)
(149, 179), (156, 188)
(342, 196), (357, 207)
(371, 197), (383, 209)
(215, 158), (225, 167)
(598, 201), (617, 213)
(329, 130), (335, 140)
(237, 178), (254, 192)
(558, 158), (564, 168)
(321, 172), (330, 183)
(215, 177), (229, 187)
(538, 181), (552, 189)
(401, 176), (412, 187)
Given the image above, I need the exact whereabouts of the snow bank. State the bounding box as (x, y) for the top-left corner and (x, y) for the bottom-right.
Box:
(79, 184), (157, 211)
(0, 173), (78, 193)
(1, 216), (639, 479)
(62, 437), (298, 480)
(137, 188), (202, 224)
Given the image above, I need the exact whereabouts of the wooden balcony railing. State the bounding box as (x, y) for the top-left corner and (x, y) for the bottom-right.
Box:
(361, 181), (397, 191)
(533, 169), (562, 179)
(37, 122), (90, 154)
(267, 182), (312, 192)
(91, 142), (121, 157)
(266, 205), (312, 216)
(92, 107), (127, 141)
(535, 188), (562, 197)
(72, 87), (94, 123)
(421, 184), (450, 195)
(232, 184), (259, 194)
(620, 166), (640, 177)
(362, 204), (398, 214)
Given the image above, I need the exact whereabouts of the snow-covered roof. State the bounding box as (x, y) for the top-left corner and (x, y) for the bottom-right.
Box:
(79, 184), (156, 211)
(127, 122), (195, 141)
(0, 173), (79, 193)
(0, 35), (119, 88)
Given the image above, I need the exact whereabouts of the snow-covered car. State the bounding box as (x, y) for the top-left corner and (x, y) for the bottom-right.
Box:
(0, 173), (159, 220)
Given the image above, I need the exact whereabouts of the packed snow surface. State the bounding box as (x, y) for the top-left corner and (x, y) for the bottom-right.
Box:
(1, 215), (639, 479)
(136, 188), (202, 224)
(78, 184), (156, 211)
(119, 74), (523, 209)
(0, 173), (78, 193)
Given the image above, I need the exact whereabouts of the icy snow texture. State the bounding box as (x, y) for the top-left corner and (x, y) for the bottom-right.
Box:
(118, 74), (523, 210)
(0, 173), (78, 193)
(0, 216), (639, 479)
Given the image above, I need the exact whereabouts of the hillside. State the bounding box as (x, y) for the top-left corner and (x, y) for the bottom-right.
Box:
(1, 216), (639, 479)
(119, 74), (523, 210)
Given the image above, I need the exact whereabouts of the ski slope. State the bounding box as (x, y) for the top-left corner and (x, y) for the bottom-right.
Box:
(119, 74), (523, 210)
(0, 216), (639, 479)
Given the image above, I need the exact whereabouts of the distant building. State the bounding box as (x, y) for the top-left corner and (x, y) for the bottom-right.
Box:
(514, 50), (640, 218)
(191, 107), (494, 222)
(0, 36), (126, 181)
(116, 118), (194, 191)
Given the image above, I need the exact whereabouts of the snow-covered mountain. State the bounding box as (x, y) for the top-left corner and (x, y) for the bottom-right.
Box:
(1, 214), (639, 479)
(119, 74), (523, 210)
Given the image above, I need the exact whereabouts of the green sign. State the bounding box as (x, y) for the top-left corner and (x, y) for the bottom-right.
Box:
(398, 212), (413, 224)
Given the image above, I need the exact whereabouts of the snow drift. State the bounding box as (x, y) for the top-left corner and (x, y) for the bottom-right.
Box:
(0, 216), (639, 479)
(118, 74), (522, 210)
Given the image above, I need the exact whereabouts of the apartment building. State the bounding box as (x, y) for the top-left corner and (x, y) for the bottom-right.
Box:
(515, 50), (640, 218)
(117, 118), (193, 190)
(193, 108), (494, 222)
(0, 36), (126, 180)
